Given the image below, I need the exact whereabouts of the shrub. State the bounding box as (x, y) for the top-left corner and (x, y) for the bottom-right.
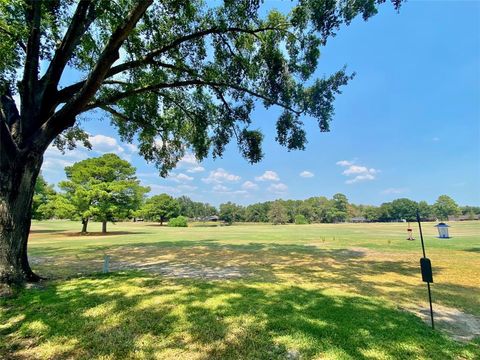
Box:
(168, 216), (188, 227)
(295, 214), (308, 225)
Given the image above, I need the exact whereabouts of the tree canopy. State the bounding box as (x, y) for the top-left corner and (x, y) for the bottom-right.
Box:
(140, 193), (180, 225)
(219, 201), (244, 224)
(268, 200), (289, 225)
(1, 0), (402, 175)
(59, 153), (149, 232)
(433, 195), (460, 221)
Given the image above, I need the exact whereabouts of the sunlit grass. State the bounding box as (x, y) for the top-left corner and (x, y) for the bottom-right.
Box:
(0, 220), (479, 358)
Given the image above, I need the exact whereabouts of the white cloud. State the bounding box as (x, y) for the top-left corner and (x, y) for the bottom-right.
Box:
(381, 188), (408, 195)
(41, 133), (135, 176)
(45, 145), (87, 160)
(176, 173), (194, 182)
(242, 181), (259, 190)
(125, 143), (138, 152)
(211, 184), (248, 196)
(213, 184), (230, 192)
(177, 152), (205, 173)
(299, 171), (314, 178)
(187, 166), (205, 173)
(346, 174), (375, 184)
(179, 152), (198, 165)
(268, 183), (288, 194)
(89, 134), (124, 154)
(337, 160), (379, 184)
(42, 145), (89, 173)
(342, 165), (377, 176)
(336, 160), (353, 167)
(42, 158), (75, 171)
(168, 172), (194, 183)
(255, 170), (279, 182)
(202, 168), (241, 184)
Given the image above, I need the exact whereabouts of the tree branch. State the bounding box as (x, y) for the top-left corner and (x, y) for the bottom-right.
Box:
(40, 0), (96, 104)
(53, 0), (152, 120)
(84, 79), (301, 116)
(156, 91), (198, 124)
(99, 105), (158, 132)
(30, 0), (153, 151)
(99, 105), (130, 122)
(56, 25), (283, 103)
(20, 0), (41, 125)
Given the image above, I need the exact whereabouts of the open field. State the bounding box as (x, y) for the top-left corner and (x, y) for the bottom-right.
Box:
(1, 220), (479, 359)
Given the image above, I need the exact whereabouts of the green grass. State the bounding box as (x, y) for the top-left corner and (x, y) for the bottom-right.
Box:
(1, 220), (479, 359)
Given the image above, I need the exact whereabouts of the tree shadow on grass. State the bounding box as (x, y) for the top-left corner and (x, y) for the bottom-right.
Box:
(28, 241), (480, 318)
(29, 229), (64, 234)
(63, 231), (149, 237)
(1, 273), (477, 359)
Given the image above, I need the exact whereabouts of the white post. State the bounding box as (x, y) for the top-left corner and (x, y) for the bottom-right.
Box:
(103, 255), (110, 273)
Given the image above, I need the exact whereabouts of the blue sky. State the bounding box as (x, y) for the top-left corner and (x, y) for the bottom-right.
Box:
(40, 0), (480, 207)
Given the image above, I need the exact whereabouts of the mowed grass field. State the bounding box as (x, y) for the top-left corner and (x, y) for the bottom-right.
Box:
(1, 220), (479, 359)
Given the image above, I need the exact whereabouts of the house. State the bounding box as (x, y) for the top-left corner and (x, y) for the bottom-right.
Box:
(350, 216), (367, 223)
(448, 214), (480, 221)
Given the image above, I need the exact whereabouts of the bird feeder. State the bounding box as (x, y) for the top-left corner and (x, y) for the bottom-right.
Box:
(406, 227), (415, 240)
(435, 222), (450, 239)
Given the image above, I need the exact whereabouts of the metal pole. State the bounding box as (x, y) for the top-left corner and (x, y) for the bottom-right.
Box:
(427, 282), (435, 330)
(417, 212), (426, 258)
(417, 211), (434, 330)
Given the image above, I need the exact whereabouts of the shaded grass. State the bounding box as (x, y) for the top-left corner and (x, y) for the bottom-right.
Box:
(0, 221), (478, 358)
(1, 273), (479, 359)
(28, 221), (480, 317)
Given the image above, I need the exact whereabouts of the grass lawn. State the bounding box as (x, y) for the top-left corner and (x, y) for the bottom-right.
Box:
(1, 220), (479, 359)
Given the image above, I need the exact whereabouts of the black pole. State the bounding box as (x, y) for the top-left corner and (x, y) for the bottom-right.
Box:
(417, 211), (434, 330)
(426, 282), (434, 330)
(417, 212), (426, 258)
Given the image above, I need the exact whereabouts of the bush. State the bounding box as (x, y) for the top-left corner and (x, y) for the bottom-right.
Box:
(295, 214), (308, 225)
(168, 216), (188, 227)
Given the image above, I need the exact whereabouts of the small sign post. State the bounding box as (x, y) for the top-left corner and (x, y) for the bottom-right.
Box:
(417, 211), (434, 329)
(103, 255), (110, 273)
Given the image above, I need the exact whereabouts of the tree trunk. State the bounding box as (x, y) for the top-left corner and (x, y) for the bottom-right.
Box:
(102, 220), (107, 233)
(81, 218), (88, 233)
(0, 153), (43, 284)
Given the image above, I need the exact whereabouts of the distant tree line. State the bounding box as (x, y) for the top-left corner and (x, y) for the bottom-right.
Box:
(217, 194), (476, 225)
(33, 154), (478, 230)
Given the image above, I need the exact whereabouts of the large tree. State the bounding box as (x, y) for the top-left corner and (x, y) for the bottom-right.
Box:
(0, 0), (402, 283)
(390, 198), (418, 222)
(219, 201), (244, 225)
(140, 194), (180, 225)
(268, 200), (288, 225)
(60, 153), (149, 233)
(433, 195), (460, 221)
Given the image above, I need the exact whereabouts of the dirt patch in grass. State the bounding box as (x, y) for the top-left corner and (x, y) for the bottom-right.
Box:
(64, 231), (144, 236)
(112, 261), (247, 279)
(30, 254), (248, 280)
(406, 304), (480, 342)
